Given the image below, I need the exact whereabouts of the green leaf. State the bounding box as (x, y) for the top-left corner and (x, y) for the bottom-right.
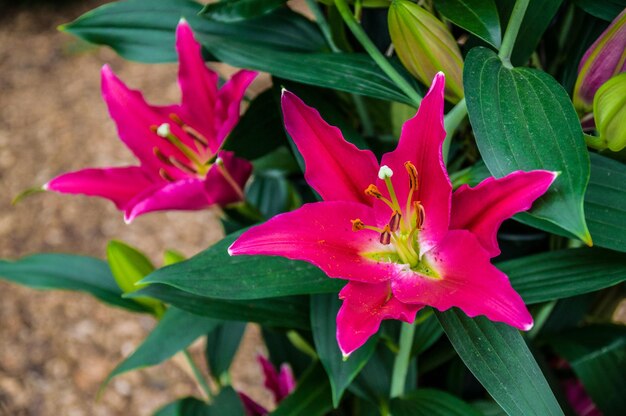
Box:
(246, 170), (294, 219)
(107, 240), (164, 315)
(201, 0), (287, 22)
(131, 284), (310, 329)
(389, 389), (482, 416)
(154, 387), (244, 415)
(500, 247), (626, 304)
(573, 0), (626, 21)
(464, 47), (591, 244)
(436, 0), (501, 47)
(105, 307), (220, 386)
(163, 249), (186, 266)
(140, 230), (343, 300)
(271, 362), (333, 416)
(205, 321), (247, 381)
(0, 254), (149, 313)
(262, 328), (313, 377)
(436, 310), (564, 416)
(310, 294), (377, 407)
(192, 31), (415, 104)
(412, 309), (444, 354)
(548, 325), (626, 415)
(62, 0), (325, 63)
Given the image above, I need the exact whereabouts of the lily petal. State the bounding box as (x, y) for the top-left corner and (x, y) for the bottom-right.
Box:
(214, 69), (258, 151)
(229, 201), (400, 284)
(238, 392), (268, 416)
(450, 170), (557, 257)
(45, 166), (153, 209)
(337, 281), (421, 356)
(391, 230), (533, 331)
(379, 72), (450, 255)
(281, 91), (379, 205)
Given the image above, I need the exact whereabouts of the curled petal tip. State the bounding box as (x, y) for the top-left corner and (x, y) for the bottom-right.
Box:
(227, 243), (236, 256)
(523, 321), (534, 331)
(178, 17), (188, 24)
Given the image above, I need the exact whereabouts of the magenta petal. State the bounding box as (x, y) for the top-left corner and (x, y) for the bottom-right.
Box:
(238, 392), (268, 416)
(258, 355), (281, 402)
(379, 72), (451, 255)
(214, 70), (258, 151)
(391, 230), (533, 331)
(450, 170), (557, 257)
(277, 364), (296, 399)
(205, 150), (253, 204)
(337, 281), (421, 355)
(281, 91), (379, 205)
(45, 166), (153, 209)
(229, 201), (400, 284)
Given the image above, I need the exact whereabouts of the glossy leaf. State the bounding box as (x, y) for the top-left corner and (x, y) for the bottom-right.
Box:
(131, 284), (310, 329)
(436, 310), (564, 416)
(412, 309), (444, 354)
(201, 0), (287, 22)
(0, 254), (148, 313)
(573, 0), (626, 21)
(311, 294), (377, 407)
(105, 307), (220, 385)
(436, 0), (501, 47)
(140, 230), (343, 300)
(548, 325), (626, 415)
(389, 389), (482, 416)
(205, 321), (247, 381)
(262, 328), (313, 377)
(464, 47), (591, 244)
(271, 362), (333, 416)
(62, 0), (325, 63)
(154, 387), (244, 415)
(246, 170), (294, 219)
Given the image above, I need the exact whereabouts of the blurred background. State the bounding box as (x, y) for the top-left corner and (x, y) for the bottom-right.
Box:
(0, 1), (270, 414)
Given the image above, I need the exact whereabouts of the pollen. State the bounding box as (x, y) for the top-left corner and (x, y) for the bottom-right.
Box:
(364, 184), (383, 199)
(351, 219), (365, 231)
(405, 161), (418, 192)
(388, 210), (402, 232)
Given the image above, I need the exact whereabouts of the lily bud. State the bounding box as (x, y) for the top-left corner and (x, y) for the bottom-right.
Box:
(573, 9), (626, 113)
(592, 73), (626, 151)
(388, 0), (464, 103)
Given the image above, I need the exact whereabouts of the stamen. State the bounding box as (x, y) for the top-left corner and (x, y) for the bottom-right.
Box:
(404, 161), (418, 192)
(168, 113), (185, 126)
(414, 201), (426, 230)
(151, 123), (204, 169)
(380, 225), (392, 245)
(351, 219), (365, 231)
(159, 168), (175, 182)
(388, 210), (402, 232)
(153, 147), (173, 165)
(182, 125), (209, 147)
(169, 156), (198, 175)
(215, 157), (245, 200)
(364, 184), (395, 210)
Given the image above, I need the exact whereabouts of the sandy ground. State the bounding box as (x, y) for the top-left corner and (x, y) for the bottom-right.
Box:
(0, 1), (270, 414)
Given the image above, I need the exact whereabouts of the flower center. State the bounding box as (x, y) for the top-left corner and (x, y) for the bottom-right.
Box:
(352, 162), (437, 277)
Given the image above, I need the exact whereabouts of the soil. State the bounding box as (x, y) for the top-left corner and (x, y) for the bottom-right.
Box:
(0, 2), (272, 414)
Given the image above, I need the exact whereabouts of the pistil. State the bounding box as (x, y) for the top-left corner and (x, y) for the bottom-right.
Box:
(152, 123), (209, 175)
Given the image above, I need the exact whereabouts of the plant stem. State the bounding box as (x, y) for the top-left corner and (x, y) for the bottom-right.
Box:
(528, 301), (556, 339)
(390, 321), (417, 398)
(334, 0), (423, 107)
(442, 98), (467, 164)
(183, 349), (213, 402)
(498, 0), (530, 67)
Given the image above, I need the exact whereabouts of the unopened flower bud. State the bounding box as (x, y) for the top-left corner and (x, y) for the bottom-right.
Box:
(592, 73), (626, 151)
(573, 9), (626, 113)
(388, 0), (464, 103)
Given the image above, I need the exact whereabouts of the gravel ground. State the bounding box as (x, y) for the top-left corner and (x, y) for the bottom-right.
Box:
(0, 2), (271, 414)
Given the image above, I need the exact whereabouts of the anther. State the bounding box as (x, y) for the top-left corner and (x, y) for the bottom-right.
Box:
(365, 184), (383, 199)
(405, 161), (418, 192)
(378, 165), (394, 180)
(380, 225), (392, 245)
(169, 156), (198, 175)
(153, 147), (172, 165)
(351, 219), (365, 231)
(169, 113), (185, 126)
(388, 210), (402, 232)
(182, 125), (209, 147)
(159, 168), (175, 182)
(414, 201), (426, 230)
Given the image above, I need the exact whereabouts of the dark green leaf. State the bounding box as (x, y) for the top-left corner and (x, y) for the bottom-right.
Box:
(62, 0), (325, 63)
(412, 309), (444, 354)
(0, 254), (148, 313)
(154, 387), (244, 415)
(548, 325), (626, 415)
(192, 32), (415, 104)
(465, 47), (591, 244)
(573, 0), (626, 21)
(271, 362), (333, 416)
(389, 389), (482, 416)
(246, 170), (293, 219)
(131, 284), (310, 329)
(201, 0), (287, 22)
(140, 230), (343, 300)
(311, 294), (377, 407)
(105, 307), (220, 385)
(500, 247), (626, 304)
(437, 0), (501, 47)
(262, 328), (313, 377)
(436, 310), (564, 416)
(205, 321), (247, 380)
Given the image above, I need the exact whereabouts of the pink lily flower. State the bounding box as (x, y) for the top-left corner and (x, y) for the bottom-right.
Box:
(45, 20), (257, 223)
(238, 355), (296, 416)
(229, 73), (557, 356)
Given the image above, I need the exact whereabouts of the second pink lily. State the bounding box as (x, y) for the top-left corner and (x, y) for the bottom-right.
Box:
(230, 73), (557, 356)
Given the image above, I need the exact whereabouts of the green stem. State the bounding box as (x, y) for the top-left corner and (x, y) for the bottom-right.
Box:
(183, 349), (213, 402)
(390, 321), (417, 398)
(498, 0), (530, 67)
(528, 301), (556, 339)
(442, 98), (467, 164)
(334, 0), (422, 107)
